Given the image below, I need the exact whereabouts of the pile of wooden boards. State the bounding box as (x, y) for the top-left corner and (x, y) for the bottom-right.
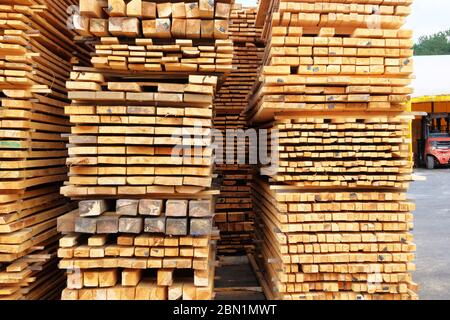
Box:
(250, 1), (414, 122)
(0, 0), (88, 299)
(61, 69), (220, 196)
(57, 0), (234, 300)
(213, 5), (264, 254)
(249, 0), (418, 300)
(89, 38), (233, 72)
(72, 0), (235, 72)
(58, 199), (215, 300)
(273, 116), (413, 188)
(74, 0), (232, 40)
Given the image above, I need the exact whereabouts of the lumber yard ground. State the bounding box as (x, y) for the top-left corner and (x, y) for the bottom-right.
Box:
(410, 168), (450, 300)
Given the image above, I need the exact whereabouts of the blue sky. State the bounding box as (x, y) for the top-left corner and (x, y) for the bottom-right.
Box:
(237, 0), (450, 42)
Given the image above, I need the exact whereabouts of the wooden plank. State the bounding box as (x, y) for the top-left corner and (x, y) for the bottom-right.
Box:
(79, 200), (108, 217)
(165, 200), (188, 217)
(139, 199), (163, 216)
(119, 217), (144, 234)
(166, 218), (188, 236)
(144, 217), (166, 234)
(116, 199), (139, 216)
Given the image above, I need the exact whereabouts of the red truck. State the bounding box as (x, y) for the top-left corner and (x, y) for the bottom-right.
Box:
(418, 113), (450, 169)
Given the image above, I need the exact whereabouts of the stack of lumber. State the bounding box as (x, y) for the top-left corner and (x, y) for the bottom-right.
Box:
(215, 6), (263, 116)
(58, 0), (233, 300)
(213, 4), (263, 254)
(274, 116), (413, 188)
(58, 199), (215, 300)
(0, 0), (87, 299)
(252, 176), (416, 300)
(73, 0), (232, 40)
(249, 0), (414, 122)
(214, 162), (254, 254)
(61, 70), (219, 196)
(90, 38), (233, 72)
(249, 0), (418, 300)
(72, 0), (235, 72)
(228, 5), (262, 42)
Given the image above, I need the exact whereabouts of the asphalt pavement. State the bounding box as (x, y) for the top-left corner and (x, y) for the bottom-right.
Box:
(409, 168), (450, 300)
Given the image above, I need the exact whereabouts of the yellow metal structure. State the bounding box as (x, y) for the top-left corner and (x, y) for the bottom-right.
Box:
(412, 95), (450, 104)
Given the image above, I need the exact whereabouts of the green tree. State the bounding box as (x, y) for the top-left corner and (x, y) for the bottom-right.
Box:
(414, 29), (450, 56)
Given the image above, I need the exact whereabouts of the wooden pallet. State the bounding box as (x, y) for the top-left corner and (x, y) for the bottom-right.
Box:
(58, 199), (220, 300)
(215, 45), (264, 115)
(60, 5), (235, 197)
(0, 240), (66, 300)
(214, 164), (254, 254)
(59, 194), (219, 298)
(228, 6), (262, 43)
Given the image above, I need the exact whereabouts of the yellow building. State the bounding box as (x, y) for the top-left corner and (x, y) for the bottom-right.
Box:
(410, 56), (450, 166)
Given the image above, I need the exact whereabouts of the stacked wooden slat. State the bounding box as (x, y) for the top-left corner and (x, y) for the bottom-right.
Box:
(228, 5), (262, 42)
(274, 116), (413, 188)
(89, 37), (233, 72)
(58, 0), (233, 300)
(72, 0), (234, 72)
(252, 176), (416, 300)
(0, 0), (88, 299)
(58, 235), (215, 300)
(58, 199), (215, 300)
(74, 0), (232, 40)
(61, 70), (219, 196)
(249, 0), (414, 122)
(214, 162), (254, 254)
(213, 5), (263, 254)
(249, 0), (418, 300)
(215, 6), (263, 116)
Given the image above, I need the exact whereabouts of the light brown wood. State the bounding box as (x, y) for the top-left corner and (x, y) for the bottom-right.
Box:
(99, 270), (118, 288)
(168, 283), (183, 300)
(122, 269), (142, 286)
(108, 0), (126, 17)
(127, 0), (142, 17)
(142, 2), (157, 18)
(157, 269), (174, 286)
(80, 0), (104, 18)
